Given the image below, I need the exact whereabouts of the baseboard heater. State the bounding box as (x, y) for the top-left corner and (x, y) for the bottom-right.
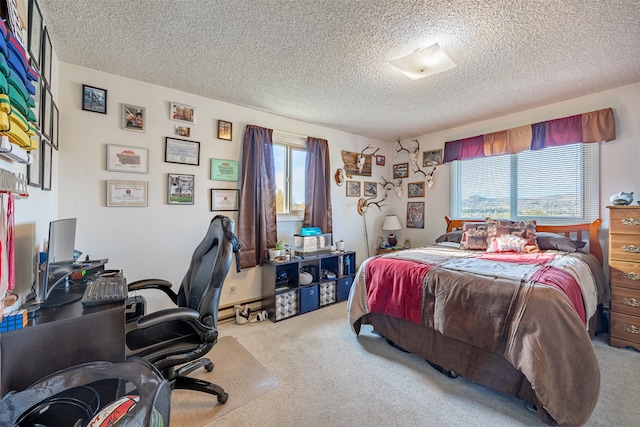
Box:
(218, 297), (263, 324)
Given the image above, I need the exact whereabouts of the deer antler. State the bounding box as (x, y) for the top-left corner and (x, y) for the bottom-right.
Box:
(379, 176), (395, 191)
(356, 145), (381, 173)
(357, 192), (388, 216)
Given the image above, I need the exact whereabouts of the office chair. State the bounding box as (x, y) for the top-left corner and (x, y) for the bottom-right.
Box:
(124, 215), (241, 404)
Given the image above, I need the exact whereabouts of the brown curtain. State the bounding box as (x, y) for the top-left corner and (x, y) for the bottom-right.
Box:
(238, 125), (277, 269)
(304, 137), (332, 234)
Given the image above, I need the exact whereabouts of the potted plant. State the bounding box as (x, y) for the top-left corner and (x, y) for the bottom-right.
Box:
(269, 241), (283, 260)
(336, 239), (345, 251)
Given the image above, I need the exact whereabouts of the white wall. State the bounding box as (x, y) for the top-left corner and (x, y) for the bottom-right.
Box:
(395, 82), (640, 251)
(55, 63), (391, 308)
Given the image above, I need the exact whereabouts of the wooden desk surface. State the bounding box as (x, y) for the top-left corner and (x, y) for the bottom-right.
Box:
(0, 288), (125, 396)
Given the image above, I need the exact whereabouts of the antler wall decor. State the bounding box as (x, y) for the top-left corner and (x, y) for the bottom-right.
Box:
(395, 138), (438, 189)
(357, 144), (381, 173)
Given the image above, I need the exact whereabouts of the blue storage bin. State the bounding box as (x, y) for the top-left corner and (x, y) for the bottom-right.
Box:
(300, 284), (319, 314)
(337, 277), (353, 302)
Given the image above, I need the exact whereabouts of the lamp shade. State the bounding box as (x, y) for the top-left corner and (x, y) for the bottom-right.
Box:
(389, 43), (457, 80)
(382, 215), (402, 231)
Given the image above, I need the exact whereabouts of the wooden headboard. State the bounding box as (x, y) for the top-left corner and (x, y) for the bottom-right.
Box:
(444, 216), (603, 265)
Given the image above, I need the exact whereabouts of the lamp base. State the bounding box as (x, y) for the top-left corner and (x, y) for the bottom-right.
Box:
(387, 233), (398, 247)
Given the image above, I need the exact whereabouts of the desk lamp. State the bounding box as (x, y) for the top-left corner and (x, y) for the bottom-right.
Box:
(382, 215), (402, 247)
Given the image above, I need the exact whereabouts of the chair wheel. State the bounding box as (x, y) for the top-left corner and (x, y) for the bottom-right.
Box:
(205, 362), (214, 372)
(217, 392), (229, 404)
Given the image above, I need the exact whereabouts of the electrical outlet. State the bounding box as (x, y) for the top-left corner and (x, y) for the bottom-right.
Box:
(229, 283), (237, 295)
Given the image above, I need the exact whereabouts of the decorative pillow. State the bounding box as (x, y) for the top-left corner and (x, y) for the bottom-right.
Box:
(460, 222), (488, 250)
(536, 232), (586, 253)
(485, 218), (539, 253)
(435, 230), (463, 244)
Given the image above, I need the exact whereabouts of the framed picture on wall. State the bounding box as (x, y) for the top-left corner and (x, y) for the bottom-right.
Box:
(27, 133), (41, 187)
(422, 149), (443, 166)
(82, 84), (107, 114)
(408, 181), (425, 198)
(364, 181), (377, 197)
(168, 174), (195, 205)
(106, 180), (148, 207)
(407, 201), (425, 229)
(27, 0), (43, 71)
(51, 101), (59, 150)
(170, 102), (195, 124)
(122, 104), (146, 132)
(41, 140), (52, 191)
(346, 180), (361, 197)
(41, 86), (52, 140)
(392, 162), (409, 179)
(165, 137), (200, 166)
(210, 189), (239, 211)
(107, 144), (149, 173)
(217, 120), (232, 140)
(42, 27), (52, 87)
(210, 158), (239, 181)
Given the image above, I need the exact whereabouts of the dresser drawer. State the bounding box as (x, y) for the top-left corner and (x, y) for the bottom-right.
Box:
(610, 312), (640, 346)
(609, 234), (640, 263)
(609, 260), (640, 289)
(610, 208), (640, 235)
(611, 286), (640, 317)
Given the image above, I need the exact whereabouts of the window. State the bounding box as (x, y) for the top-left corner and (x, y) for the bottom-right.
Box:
(451, 143), (599, 224)
(273, 132), (306, 218)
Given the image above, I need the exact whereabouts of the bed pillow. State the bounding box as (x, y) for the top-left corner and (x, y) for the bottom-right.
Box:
(536, 232), (586, 253)
(435, 230), (463, 244)
(460, 222), (488, 250)
(485, 218), (539, 253)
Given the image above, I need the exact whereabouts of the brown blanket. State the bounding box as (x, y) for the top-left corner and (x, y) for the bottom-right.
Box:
(348, 246), (607, 426)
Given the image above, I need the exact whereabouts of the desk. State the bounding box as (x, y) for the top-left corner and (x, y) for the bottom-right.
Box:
(0, 286), (125, 395)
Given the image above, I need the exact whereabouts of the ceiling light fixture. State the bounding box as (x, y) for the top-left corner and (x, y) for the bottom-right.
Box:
(390, 43), (457, 80)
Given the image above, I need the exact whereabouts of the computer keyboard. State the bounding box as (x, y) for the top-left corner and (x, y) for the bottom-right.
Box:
(81, 275), (128, 306)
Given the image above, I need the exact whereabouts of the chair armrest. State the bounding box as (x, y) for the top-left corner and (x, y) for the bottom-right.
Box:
(135, 308), (214, 340)
(128, 278), (178, 304)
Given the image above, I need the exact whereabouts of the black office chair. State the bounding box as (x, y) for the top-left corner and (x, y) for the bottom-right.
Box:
(124, 215), (241, 404)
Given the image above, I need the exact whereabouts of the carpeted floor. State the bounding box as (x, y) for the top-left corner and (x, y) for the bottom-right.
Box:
(170, 336), (279, 426)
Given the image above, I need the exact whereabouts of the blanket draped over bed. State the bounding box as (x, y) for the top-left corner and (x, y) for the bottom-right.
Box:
(348, 245), (608, 427)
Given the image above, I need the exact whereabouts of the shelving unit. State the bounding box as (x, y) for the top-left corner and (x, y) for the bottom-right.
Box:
(262, 251), (356, 322)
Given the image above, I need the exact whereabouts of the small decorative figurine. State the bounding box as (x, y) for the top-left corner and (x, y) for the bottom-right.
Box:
(610, 192), (634, 206)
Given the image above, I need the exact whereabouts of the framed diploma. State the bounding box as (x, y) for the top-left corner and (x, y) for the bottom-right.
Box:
(210, 189), (239, 211)
(210, 158), (239, 181)
(165, 137), (200, 166)
(107, 180), (148, 207)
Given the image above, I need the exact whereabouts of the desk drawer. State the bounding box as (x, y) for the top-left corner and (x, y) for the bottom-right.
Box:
(610, 312), (640, 346)
(609, 234), (640, 263)
(610, 260), (640, 289)
(611, 286), (640, 317)
(610, 208), (640, 235)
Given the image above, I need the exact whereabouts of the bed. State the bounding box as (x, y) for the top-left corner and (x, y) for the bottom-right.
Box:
(348, 217), (609, 426)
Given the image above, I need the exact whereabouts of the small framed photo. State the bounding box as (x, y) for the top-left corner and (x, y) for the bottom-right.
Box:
(107, 144), (149, 173)
(106, 180), (148, 207)
(122, 104), (145, 132)
(82, 84), (107, 114)
(168, 174), (194, 205)
(174, 125), (190, 137)
(376, 155), (386, 166)
(41, 140), (53, 191)
(422, 149), (443, 167)
(218, 120), (232, 140)
(211, 158), (239, 181)
(27, 134), (41, 187)
(408, 181), (425, 198)
(407, 201), (425, 229)
(364, 181), (377, 197)
(51, 100), (59, 150)
(165, 137), (200, 166)
(170, 102), (195, 124)
(393, 163), (409, 179)
(42, 27), (52, 86)
(42, 86), (52, 140)
(211, 189), (239, 211)
(346, 180), (361, 197)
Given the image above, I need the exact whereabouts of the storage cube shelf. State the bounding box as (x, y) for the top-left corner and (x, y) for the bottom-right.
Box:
(262, 251), (356, 322)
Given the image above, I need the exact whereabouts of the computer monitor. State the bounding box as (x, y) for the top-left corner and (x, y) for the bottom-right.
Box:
(37, 218), (81, 307)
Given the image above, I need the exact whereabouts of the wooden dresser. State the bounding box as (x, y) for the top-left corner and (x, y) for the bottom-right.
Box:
(607, 206), (640, 350)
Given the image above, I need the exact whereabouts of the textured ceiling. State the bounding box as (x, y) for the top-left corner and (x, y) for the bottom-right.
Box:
(38, 0), (640, 142)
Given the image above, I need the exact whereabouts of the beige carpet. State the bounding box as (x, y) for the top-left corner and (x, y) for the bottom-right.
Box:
(169, 336), (279, 426)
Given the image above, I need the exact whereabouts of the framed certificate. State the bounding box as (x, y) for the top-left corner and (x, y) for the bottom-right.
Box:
(107, 144), (149, 173)
(210, 189), (239, 211)
(165, 137), (200, 166)
(107, 180), (148, 207)
(210, 158), (239, 181)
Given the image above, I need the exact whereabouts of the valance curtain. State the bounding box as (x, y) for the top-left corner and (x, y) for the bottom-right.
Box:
(443, 107), (615, 163)
(304, 137), (332, 234)
(238, 125), (277, 269)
